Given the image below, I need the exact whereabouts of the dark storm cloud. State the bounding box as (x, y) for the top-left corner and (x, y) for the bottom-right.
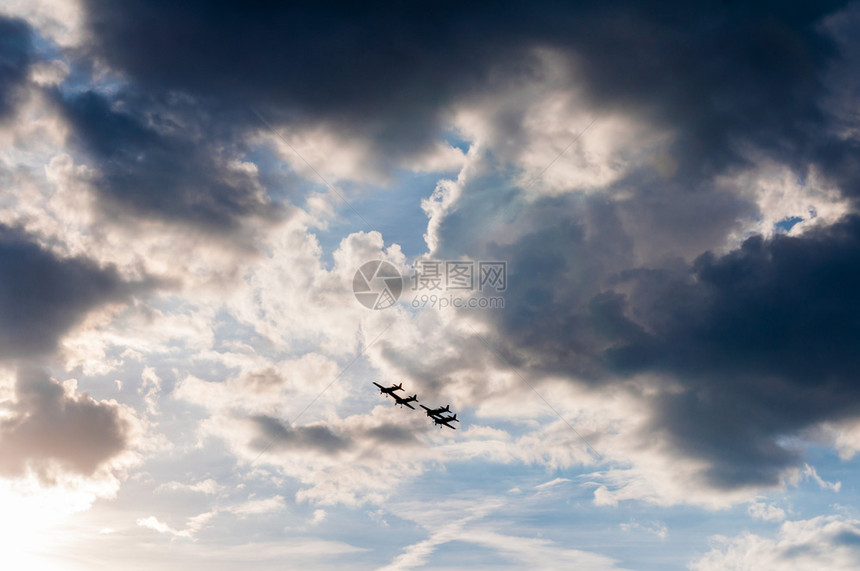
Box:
(78, 0), (534, 156)
(0, 16), (33, 120)
(56, 90), (278, 230)
(473, 193), (640, 378)
(0, 225), (147, 358)
(0, 367), (134, 478)
(560, 2), (845, 181)
(612, 217), (860, 486)
(75, 0), (858, 194)
(614, 219), (860, 386)
(489, 213), (860, 487)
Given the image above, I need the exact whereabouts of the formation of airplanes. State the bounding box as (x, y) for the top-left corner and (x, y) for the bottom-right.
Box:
(373, 382), (459, 429)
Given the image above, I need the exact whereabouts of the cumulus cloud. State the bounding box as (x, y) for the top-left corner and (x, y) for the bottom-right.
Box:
(3, 0), (856, 543)
(0, 0), (84, 47)
(690, 515), (860, 571)
(190, 405), (431, 506)
(748, 502), (788, 523)
(0, 367), (138, 479)
(412, 200), (860, 497)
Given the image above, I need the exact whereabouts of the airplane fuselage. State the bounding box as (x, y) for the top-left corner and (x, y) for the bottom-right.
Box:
(392, 394), (418, 409)
(373, 382), (404, 397)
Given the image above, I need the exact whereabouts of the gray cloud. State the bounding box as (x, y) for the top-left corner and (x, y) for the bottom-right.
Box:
(249, 415), (421, 458)
(48, 0), (860, 494)
(474, 210), (860, 488)
(71, 0), (859, 201)
(56, 90), (281, 231)
(251, 416), (350, 456)
(690, 514), (860, 570)
(0, 225), (152, 358)
(0, 16), (32, 121)
(0, 367), (135, 478)
(611, 217), (860, 486)
(364, 424), (419, 446)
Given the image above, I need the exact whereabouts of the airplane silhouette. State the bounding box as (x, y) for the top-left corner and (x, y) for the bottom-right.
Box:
(420, 404), (451, 417)
(391, 393), (418, 409)
(373, 382), (403, 397)
(433, 414), (458, 429)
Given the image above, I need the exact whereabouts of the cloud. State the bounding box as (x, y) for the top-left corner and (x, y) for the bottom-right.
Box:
(379, 497), (629, 571)
(92, 535), (367, 570)
(601, 218), (860, 488)
(748, 502), (788, 523)
(0, 0), (84, 47)
(172, 353), (343, 415)
(225, 495), (285, 517)
(155, 478), (223, 495)
(619, 519), (668, 540)
(56, 89), (280, 231)
(801, 464), (841, 492)
(69, 1), (860, 205)
(421, 210), (860, 495)
(215, 409), (431, 506)
(251, 416), (351, 456)
(77, 1), (537, 159)
(137, 515), (187, 538)
(10, 0), (856, 530)
(138, 495), (285, 540)
(0, 367), (138, 479)
(534, 477), (571, 490)
(0, 16), (33, 120)
(0, 224), (149, 358)
(690, 515), (860, 571)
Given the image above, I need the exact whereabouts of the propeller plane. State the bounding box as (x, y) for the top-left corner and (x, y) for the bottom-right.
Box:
(372, 382), (457, 427)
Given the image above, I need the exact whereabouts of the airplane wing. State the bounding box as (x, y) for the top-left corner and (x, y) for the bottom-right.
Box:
(403, 402), (416, 409)
(373, 382), (385, 390)
(420, 405), (431, 412)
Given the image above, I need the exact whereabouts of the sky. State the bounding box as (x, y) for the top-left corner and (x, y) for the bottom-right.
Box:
(1, 1), (860, 569)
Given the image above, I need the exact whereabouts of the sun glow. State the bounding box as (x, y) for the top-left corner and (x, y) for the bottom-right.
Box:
(0, 476), (107, 571)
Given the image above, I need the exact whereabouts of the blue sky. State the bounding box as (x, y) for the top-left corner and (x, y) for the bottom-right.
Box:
(1, 1), (860, 569)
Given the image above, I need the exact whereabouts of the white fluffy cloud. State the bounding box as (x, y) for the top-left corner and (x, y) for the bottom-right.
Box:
(691, 515), (860, 571)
